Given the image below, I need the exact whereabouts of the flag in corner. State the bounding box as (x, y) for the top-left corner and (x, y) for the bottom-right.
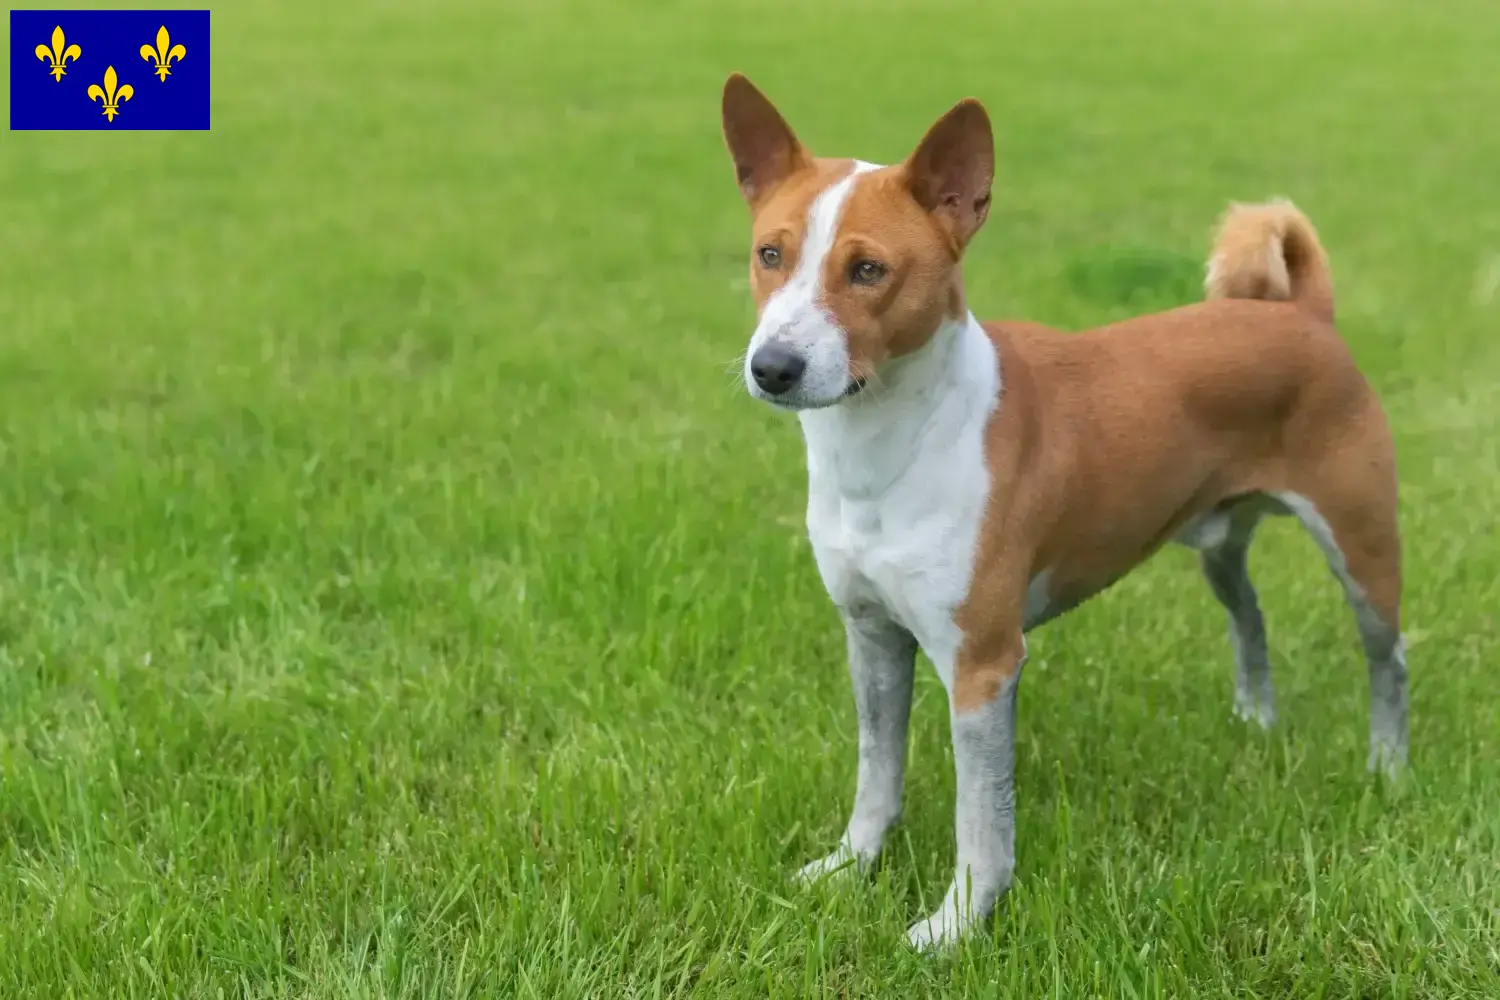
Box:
(11, 9), (211, 130)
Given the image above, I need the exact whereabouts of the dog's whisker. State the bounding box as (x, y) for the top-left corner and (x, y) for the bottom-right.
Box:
(845, 360), (885, 409)
(720, 351), (749, 376)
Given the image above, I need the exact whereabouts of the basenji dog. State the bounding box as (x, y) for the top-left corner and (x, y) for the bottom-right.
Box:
(719, 73), (1406, 949)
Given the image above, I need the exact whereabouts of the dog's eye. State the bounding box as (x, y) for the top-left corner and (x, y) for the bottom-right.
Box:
(757, 246), (781, 268)
(851, 259), (887, 285)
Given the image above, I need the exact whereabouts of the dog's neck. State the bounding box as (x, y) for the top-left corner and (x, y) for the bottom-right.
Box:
(798, 311), (997, 500)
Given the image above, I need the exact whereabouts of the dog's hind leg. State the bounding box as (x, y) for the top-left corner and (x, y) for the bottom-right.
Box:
(1179, 502), (1274, 727)
(1273, 401), (1406, 777)
(1200, 511), (1275, 727)
(1276, 484), (1407, 777)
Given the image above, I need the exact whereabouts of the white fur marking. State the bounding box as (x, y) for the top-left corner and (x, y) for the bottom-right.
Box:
(1022, 570), (1053, 629)
(745, 162), (883, 409)
(1174, 510), (1233, 551)
(800, 313), (999, 687)
(1273, 492), (1383, 633)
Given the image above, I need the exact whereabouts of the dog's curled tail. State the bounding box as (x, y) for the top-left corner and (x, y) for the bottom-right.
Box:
(1204, 198), (1334, 324)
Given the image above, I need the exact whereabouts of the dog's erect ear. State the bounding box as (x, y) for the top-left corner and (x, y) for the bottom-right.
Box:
(721, 73), (813, 208)
(901, 98), (994, 250)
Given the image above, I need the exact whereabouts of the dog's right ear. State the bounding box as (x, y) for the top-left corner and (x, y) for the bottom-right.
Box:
(721, 73), (812, 209)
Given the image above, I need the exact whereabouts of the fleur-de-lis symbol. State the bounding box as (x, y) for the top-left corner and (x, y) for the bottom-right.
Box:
(87, 66), (134, 122)
(139, 25), (186, 81)
(34, 25), (82, 82)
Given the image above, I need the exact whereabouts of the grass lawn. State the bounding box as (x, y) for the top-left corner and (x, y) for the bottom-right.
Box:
(3, 0), (1499, 995)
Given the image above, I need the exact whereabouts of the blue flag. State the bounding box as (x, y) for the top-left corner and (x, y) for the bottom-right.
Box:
(10, 9), (211, 130)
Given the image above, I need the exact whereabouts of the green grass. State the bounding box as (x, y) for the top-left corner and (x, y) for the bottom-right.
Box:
(3, 0), (1499, 995)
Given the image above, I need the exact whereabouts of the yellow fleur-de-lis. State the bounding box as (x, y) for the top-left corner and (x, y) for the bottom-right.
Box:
(34, 25), (82, 82)
(87, 66), (134, 123)
(139, 25), (186, 81)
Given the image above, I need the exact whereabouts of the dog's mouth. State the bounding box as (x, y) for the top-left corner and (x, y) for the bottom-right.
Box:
(760, 376), (869, 411)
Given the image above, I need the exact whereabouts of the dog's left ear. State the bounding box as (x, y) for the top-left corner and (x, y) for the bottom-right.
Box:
(901, 98), (994, 251)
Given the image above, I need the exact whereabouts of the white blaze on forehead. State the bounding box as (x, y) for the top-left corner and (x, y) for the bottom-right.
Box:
(788, 160), (884, 305)
(746, 161), (884, 407)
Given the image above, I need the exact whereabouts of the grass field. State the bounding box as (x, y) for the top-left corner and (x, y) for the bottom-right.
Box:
(3, 0), (1500, 995)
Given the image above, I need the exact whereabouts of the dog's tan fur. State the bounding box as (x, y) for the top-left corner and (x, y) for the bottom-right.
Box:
(1205, 199), (1335, 322)
(956, 290), (1398, 710)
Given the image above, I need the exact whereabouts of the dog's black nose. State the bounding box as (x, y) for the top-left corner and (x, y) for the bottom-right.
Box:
(750, 344), (806, 395)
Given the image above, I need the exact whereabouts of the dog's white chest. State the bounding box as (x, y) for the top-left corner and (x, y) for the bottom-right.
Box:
(798, 320), (999, 678)
(808, 481), (978, 651)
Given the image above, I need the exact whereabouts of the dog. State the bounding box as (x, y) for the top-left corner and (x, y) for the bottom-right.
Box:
(718, 73), (1406, 949)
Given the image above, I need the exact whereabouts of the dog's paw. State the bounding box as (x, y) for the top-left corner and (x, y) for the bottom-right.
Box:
(1233, 692), (1275, 729)
(906, 873), (1007, 950)
(1367, 738), (1407, 781)
(906, 900), (969, 950)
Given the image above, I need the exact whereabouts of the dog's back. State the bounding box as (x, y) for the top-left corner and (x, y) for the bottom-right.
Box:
(980, 203), (1399, 653)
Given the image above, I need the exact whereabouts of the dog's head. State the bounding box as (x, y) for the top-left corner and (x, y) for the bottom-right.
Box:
(721, 73), (994, 411)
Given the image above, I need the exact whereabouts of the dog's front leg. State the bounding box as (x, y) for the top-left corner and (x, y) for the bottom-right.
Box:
(908, 631), (1026, 949)
(797, 611), (917, 881)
